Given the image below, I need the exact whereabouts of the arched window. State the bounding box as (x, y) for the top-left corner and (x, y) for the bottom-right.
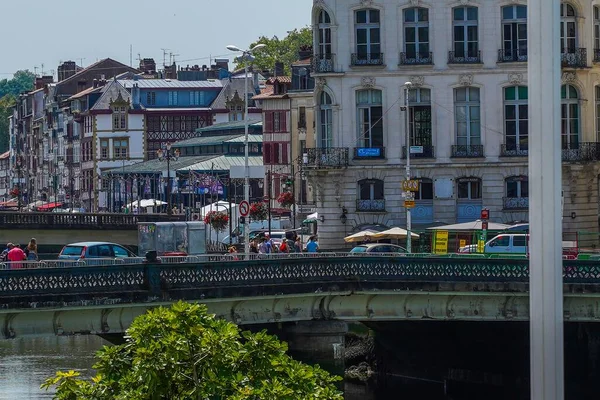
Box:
(356, 89), (383, 148)
(317, 10), (332, 57)
(319, 91), (333, 148)
(504, 176), (529, 210)
(457, 177), (482, 200)
(357, 179), (385, 211)
(561, 84), (579, 149)
(454, 87), (481, 146)
(503, 86), (528, 155)
(354, 9), (382, 65)
(451, 6), (479, 62)
(402, 7), (431, 64)
(561, 3), (577, 53)
(500, 5), (527, 62)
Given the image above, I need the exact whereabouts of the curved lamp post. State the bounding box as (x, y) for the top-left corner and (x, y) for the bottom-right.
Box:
(157, 143), (180, 215)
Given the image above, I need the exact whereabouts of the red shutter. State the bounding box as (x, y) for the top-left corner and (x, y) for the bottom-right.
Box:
(264, 112), (273, 133)
(281, 111), (287, 133)
(282, 142), (288, 164)
(273, 143), (280, 164)
(263, 143), (271, 164)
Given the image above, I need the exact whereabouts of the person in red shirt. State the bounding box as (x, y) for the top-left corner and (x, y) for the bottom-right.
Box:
(7, 244), (27, 269)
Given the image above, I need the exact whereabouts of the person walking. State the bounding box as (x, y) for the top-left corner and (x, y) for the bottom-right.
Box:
(306, 236), (319, 253)
(7, 244), (26, 269)
(26, 238), (38, 261)
(0, 243), (13, 263)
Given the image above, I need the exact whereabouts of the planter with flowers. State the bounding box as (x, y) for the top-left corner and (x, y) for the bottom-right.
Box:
(203, 211), (229, 231)
(249, 202), (268, 221)
(276, 191), (294, 208)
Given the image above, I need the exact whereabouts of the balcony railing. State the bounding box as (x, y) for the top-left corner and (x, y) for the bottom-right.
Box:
(501, 144), (529, 157)
(503, 197), (529, 210)
(399, 52), (433, 65)
(448, 50), (482, 64)
(351, 53), (384, 66)
(451, 145), (484, 158)
(594, 49), (600, 63)
(401, 145), (435, 159)
(303, 148), (349, 169)
(312, 54), (336, 73)
(561, 48), (587, 68)
(562, 142), (600, 162)
(497, 48), (528, 63)
(356, 199), (386, 212)
(353, 147), (386, 160)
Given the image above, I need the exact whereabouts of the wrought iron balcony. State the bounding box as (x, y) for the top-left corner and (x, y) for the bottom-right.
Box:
(356, 199), (386, 212)
(500, 144), (528, 157)
(451, 145), (484, 158)
(399, 52), (433, 65)
(561, 48), (587, 68)
(594, 49), (600, 63)
(497, 48), (528, 63)
(448, 50), (482, 64)
(351, 53), (384, 66)
(562, 142), (600, 162)
(353, 147), (385, 160)
(401, 145), (435, 159)
(503, 197), (529, 210)
(312, 54), (336, 73)
(303, 147), (349, 169)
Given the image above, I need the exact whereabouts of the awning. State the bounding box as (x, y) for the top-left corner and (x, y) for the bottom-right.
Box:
(303, 212), (318, 224)
(37, 202), (63, 211)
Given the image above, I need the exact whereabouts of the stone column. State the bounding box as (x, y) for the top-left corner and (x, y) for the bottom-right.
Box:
(528, 1), (564, 400)
(284, 320), (348, 367)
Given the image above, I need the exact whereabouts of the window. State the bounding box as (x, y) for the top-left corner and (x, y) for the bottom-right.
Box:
(112, 106), (127, 131)
(513, 236), (527, 247)
(596, 86), (600, 141)
(408, 88), (432, 147)
(113, 139), (129, 159)
(454, 87), (481, 146)
(561, 84), (579, 149)
(264, 111), (287, 133)
(452, 6), (479, 60)
(490, 236), (510, 247)
(457, 177), (482, 199)
(501, 5), (527, 61)
(112, 245), (129, 258)
(403, 8), (430, 61)
(317, 10), (332, 57)
(506, 176), (528, 198)
(356, 89), (383, 148)
(292, 67), (312, 91)
(168, 91), (178, 106)
(146, 91), (156, 106)
(298, 106), (306, 129)
(560, 3), (577, 53)
(190, 91), (205, 106)
(357, 179), (385, 211)
(595, 7), (600, 51)
(504, 86), (529, 151)
(355, 9), (381, 63)
(414, 178), (433, 200)
(319, 92), (333, 148)
(100, 139), (109, 159)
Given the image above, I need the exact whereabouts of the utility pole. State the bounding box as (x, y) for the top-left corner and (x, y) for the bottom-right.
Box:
(403, 82), (413, 253)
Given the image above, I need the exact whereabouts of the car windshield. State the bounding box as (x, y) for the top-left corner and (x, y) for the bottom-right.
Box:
(61, 246), (84, 256)
(350, 246), (368, 253)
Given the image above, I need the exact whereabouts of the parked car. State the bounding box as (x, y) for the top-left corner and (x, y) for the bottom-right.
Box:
(350, 243), (407, 254)
(58, 242), (136, 260)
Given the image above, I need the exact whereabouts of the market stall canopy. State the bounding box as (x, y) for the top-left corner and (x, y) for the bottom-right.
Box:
(344, 229), (380, 243)
(27, 200), (45, 210)
(0, 198), (18, 208)
(127, 199), (167, 208)
(303, 212), (318, 223)
(372, 227), (420, 240)
(426, 220), (510, 231)
(37, 201), (63, 211)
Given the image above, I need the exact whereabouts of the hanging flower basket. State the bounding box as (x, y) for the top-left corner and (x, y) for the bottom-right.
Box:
(9, 187), (19, 197)
(276, 191), (294, 208)
(203, 211), (229, 231)
(249, 202), (268, 221)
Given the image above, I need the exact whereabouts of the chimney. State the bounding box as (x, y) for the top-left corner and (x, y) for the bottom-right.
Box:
(215, 59), (229, 71)
(274, 62), (284, 77)
(298, 46), (313, 60)
(139, 58), (157, 74)
(58, 61), (78, 82)
(92, 79), (98, 88)
(132, 83), (140, 107)
(35, 75), (54, 90)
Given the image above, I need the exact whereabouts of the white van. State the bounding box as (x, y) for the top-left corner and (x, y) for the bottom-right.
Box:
(484, 234), (528, 254)
(221, 219), (292, 244)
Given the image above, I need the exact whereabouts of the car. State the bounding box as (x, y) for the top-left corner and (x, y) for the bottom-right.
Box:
(58, 241), (136, 260)
(350, 243), (407, 254)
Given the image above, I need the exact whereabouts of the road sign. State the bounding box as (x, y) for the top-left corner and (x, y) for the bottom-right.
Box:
(481, 221), (489, 230)
(239, 200), (250, 217)
(404, 200), (415, 208)
(402, 180), (419, 192)
(481, 208), (489, 220)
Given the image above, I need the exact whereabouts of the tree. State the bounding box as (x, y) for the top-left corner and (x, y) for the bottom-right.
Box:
(0, 94), (16, 153)
(234, 27), (313, 75)
(0, 70), (35, 152)
(42, 301), (343, 400)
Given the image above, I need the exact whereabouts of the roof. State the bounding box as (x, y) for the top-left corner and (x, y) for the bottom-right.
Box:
(211, 78), (255, 109)
(267, 76), (291, 84)
(57, 58), (137, 88)
(196, 119), (262, 133)
(174, 134), (262, 148)
(66, 86), (103, 101)
(91, 80), (131, 110)
(179, 155), (264, 172)
(292, 58), (312, 66)
(106, 155), (217, 175)
(119, 79), (223, 89)
(143, 107), (211, 112)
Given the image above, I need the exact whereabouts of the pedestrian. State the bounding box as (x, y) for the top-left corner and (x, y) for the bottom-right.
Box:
(306, 236), (319, 253)
(7, 244), (26, 269)
(295, 236), (302, 253)
(258, 238), (268, 254)
(250, 239), (259, 254)
(0, 243), (13, 263)
(264, 234), (273, 254)
(27, 238), (38, 261)
(227, 246), (239, 261)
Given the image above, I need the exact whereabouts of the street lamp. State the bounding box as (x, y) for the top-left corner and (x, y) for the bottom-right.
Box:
(157, 143), (180, 215)
(404, 81), (413, 253)
(226, 43), (266, 254)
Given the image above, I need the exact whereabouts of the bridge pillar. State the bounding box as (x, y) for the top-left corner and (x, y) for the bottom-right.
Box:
(283, 321), (348, 368)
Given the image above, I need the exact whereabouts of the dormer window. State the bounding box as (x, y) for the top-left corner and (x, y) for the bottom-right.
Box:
(225, 91), (245, 122)
(112, 106), (127, 130)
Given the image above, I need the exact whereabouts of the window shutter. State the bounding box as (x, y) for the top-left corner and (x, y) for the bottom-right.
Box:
(265, 112), (273, 132)
(281, 111), (287, 132)
(282, 142), (288, 164)
(263, 143), (271, 164)
(273, 143), (280, 164)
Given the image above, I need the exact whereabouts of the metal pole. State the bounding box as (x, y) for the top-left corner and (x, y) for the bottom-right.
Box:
(404, 82), (412, 253)
(291, 164), (296, 230)
(529, 1), (563, 399)
(243, 62), (250, 254)
(228, 179), (233, 246)
(166, 151), (172, 215)
(268, 169), (272, 236)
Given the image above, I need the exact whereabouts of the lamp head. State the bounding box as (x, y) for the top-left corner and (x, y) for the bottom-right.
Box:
(226, 45), (243, 52)
(250, 43), (267, 52)
(405, 81), (412, 87)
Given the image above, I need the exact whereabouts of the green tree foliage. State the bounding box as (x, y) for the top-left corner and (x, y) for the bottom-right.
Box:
(42, 301), (343, 400)
(0, 70), (35, 152)
(234, 27), (313, 75)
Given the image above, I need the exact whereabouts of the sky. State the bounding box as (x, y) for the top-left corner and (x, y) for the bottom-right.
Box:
(0, 0), (312, 77)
